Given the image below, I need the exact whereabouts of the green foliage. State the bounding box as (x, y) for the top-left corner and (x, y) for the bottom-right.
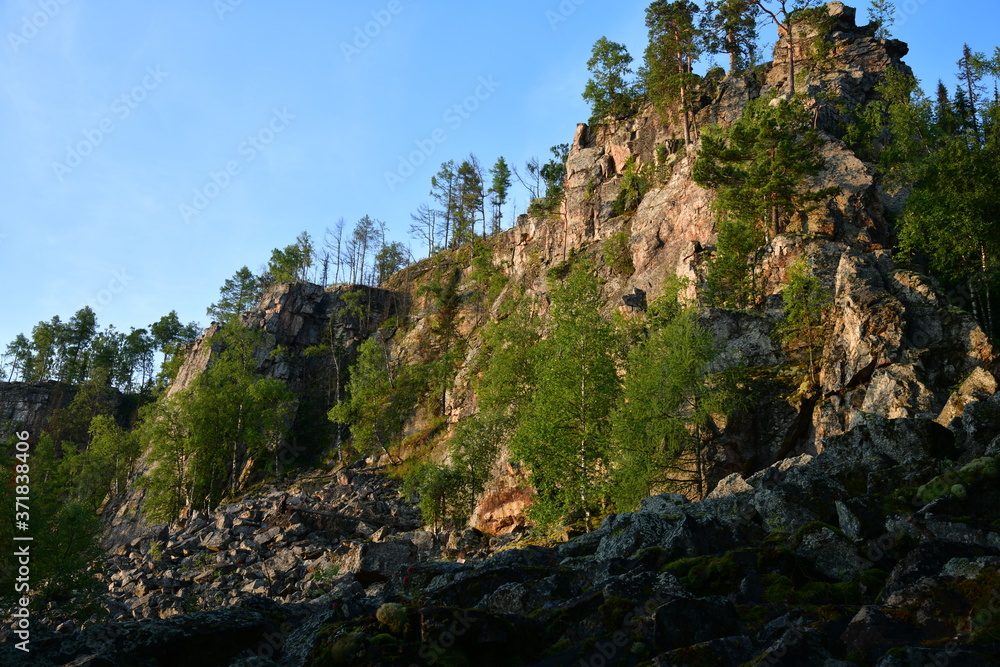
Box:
(529, 145), (571, 217)
(43, 373), (120, 450)
(431, 161), (459, 249)
(338, 289), (374, 322)
(867, 0), (896, 39)
(512, 257), (619, 526)
(843, 67), (929, 168)
(546, 248), (579, 285)
(791, 5), (837, 68)
(488, 156), (513, 234)
(403, 461), (468, 529)
(314, 563), (341, 585)
(0, 436), (105, 621)
(328, 337), (405, 462)
(474, 295), (542, 418)
(700, 1), (760, 73)
(915, 456), (998, 505)
(610, 283), (733, 506)
(612, 157), (653, 216)
(897, 125), (1000, 331)
(602, 231), (635, 276)
(448, 414), (503, 514)
(704, 216), (768, 308)
(851, 47), (1000, 335)
(643, 1), (702, 142)
(454, 159), (485, 245)
(3, 307), (162, 391)
(693, 94), (834, 240)
(583, 37), (640, 125)
(142, 322), (295, 521)
(63, 415), (140, 510)
(470, 247), (509, 306)
(750, 0), (821, 94)
(151, 310), (202, 388)
(267, 231), (314, 283)
(778, 258), (831, 382)
(207, 266), (263, 323)
(374, 241), (410, 285)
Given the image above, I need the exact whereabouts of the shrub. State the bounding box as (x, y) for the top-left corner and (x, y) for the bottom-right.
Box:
(602, 231), (635, 276)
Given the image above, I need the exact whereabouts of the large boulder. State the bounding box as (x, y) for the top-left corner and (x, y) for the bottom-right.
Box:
(340, 540), (417, 585)
(652, 596), (741, 650)
(595, 511), (740, 561)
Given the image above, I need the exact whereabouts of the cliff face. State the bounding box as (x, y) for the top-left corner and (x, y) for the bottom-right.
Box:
(14, 6), (1000, 662)
(0, 381), (77, 442)
(379, 2), (995, 528)
(120, 3), (994, 534)
(102, 283), (398, 550)
(170, 283), (398, 398)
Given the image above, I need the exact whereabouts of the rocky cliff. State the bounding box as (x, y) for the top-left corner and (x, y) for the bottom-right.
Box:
(0, 380), (77, 443)
(101, 283), (398, 552)
(10, 4), (1000, 664)
(82, 1), (996, 545)
(139, 3), (998, 532)
(375, 2), (995, 528)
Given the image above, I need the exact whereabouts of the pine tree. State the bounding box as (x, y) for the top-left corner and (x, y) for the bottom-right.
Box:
(151, 310), (201, 369)
(207, 266), (264, 323)
(644, 0), (702, 143)
(430, 161), (458, 249)
(701, 0), (760, 73)
(454, 159), (484, 247)
(693, 94), (832, 240)
(583, 37), (639, 125)
(374, 242), (410, 285)
(778, 258), (831, 383)
(267, 231), (314, 283)
(122, 327), (156, 391)
(879, 47), (1000, 335)
(488, 157), (512, 234)
(29, 316), (64, 381)
(62, 307), (97, 384)
(3, 334), (33, 381)
(748, 0), (820, 95)
(867, 0), (895, 40)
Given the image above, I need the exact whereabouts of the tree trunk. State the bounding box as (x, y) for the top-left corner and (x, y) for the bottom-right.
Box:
(680, 85), (691, 145)
(728, 31), (737, 74)
(969, 279), (983, 329)
(786, 20), (795, 95)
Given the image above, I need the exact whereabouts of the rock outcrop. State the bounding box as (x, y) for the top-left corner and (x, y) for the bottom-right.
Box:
(170, 282), (398, 398)
(336, 2), (999, 521)
(10, 4), (1000, 664)
(102, 283), (398, 553)
(0, 380), (77, 442)
(91, 2), (994, 536)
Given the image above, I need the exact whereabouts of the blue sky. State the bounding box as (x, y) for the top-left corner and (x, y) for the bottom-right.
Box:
(0, 0), (996, 354)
